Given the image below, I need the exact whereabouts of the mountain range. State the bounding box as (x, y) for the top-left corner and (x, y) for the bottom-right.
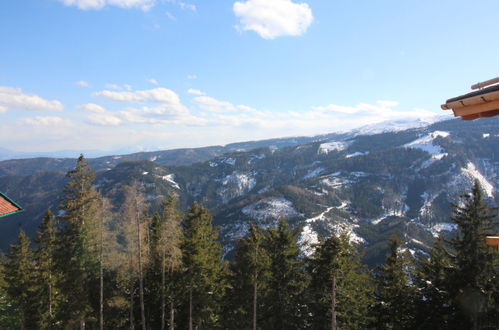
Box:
(0, 117), (497, 266)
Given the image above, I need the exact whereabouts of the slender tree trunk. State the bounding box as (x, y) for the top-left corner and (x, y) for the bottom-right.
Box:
(253, 240), (258, 330)
(189, 287), (193, 330)
(48, 272), (53, 320)
(100, 220), (104, 330)
(169, 299), (174, 330)
(136, 208), (146, 330)
(331, 272), (337, 330)
(161, 251), (166, 330)
(80, 318), (85, 330)
(129, 281), (135, 330)
(253, 280), (257, 330)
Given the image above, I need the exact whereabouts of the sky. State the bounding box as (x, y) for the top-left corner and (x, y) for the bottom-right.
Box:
(1, 0), (498, 154)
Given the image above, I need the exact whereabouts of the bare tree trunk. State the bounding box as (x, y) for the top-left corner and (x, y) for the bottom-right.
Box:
(136, 208), (146, 330)
(161, 251), (166, 330)
(129, 280), (135, 330)
(80, 318), (85, 330)
(253, 280), (257, 330)
(331, 272), (337, 330)
(48, 272), (53, 320)
(100, 220), (104, 330)
(169, 299), (174, 330)
(189, 287), (193, 330)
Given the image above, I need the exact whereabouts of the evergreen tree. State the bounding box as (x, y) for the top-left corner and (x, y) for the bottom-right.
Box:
(34, 209), (60, 329)
(3, 229), (37, 329)
(414, 237), (455, 329)
(0, 283), (21, 330)
(223, 223), (271, 330)
(262, 218), (308, 330)
(308, 233), (373, 330)
(56, 154), (101, 329)
(181, 202), (227, 330)
(374, 235), (417, 329)
(445, 180), (498, 329)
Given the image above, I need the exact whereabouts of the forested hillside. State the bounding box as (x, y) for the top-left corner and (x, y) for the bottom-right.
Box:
(0, 118), (497, 265)
(0, 156), (497, 329)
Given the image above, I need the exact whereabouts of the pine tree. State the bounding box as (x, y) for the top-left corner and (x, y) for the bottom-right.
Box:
(34, 209), (60, 329)
(445, 180), (498, 329)
(414, 237), (455, 329)
(262, 218), (308, 330)
(3, 229), (38, 329)
(374, 235), (417, 329)
(56, 154), (101, 329)
(181, 202), (227, 330)
(223, 223), (271, 330)
(308, 233), (373, 330)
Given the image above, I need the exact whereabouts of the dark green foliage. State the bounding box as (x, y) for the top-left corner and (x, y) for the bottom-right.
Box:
(55, 154), (101, 328)
(223, 223), (271, 329)
(181, 202), (227, 329)
(3, 230), (38, 329)
(446, 180), (498, 329)
(308, 234), (373, 329)
(0, 284), (21, 330)
(262, 218), (309, 330)
(33, 209), (59, 329)
(374, 235), (417, 329)
(414, 238), (455, 329)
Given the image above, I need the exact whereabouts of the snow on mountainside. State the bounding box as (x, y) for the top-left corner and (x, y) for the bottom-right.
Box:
(0, 117), (497, 266)
(350, 116), (449, 136)
(242, 197), (300, 222)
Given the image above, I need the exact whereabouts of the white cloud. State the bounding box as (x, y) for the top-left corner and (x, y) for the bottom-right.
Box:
(147, 78), (159, 85)
(233, 0), (313, 39)
(0, 105), (6, 113)
(187, 74), (197, 80)
(95, 87), (182, 104)
(165, 11), (176, 20)
(75, 80), (91, 88)
(59, 0), (155, 11)
(79, 103), (123, 126)
(79, 103), (107, 113)
(105, 83), (121, 90)
(0, 86), (64, 112)
(166, 0), (196, 11)
(19, 116), (72, 127)
(187, 88), (205, 95)
(193, 96), (236, 112)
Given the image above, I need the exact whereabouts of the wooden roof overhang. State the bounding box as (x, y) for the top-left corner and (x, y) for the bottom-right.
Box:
(441, 77), (499, 120)
(0, 192), (23, 218)
(485, 236), (499, 247)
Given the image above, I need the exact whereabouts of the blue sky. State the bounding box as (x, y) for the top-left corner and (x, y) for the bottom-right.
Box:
(1, 0), (498, 153)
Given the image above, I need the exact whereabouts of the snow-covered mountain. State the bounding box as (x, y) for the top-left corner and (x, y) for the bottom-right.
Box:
(0, 117), (497, 266)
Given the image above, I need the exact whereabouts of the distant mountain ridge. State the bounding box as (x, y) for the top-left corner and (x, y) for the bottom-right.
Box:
(0, 117), (497, 266)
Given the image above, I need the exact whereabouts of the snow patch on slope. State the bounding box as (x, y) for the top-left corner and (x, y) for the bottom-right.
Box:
(346, 151), (369, 158)
(242, 197), (299, 221)
(161, 174), (180, 189)
(404, 131), (449, 159)
(304, 167), (324, 179)
(318, 141), (352, 154)
(430, 222), (457, 238)
(218, 171), (256, 203)
(461, 162), (494, 197)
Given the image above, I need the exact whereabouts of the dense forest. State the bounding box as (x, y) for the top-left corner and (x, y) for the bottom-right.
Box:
(0, 156), (497, 330)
